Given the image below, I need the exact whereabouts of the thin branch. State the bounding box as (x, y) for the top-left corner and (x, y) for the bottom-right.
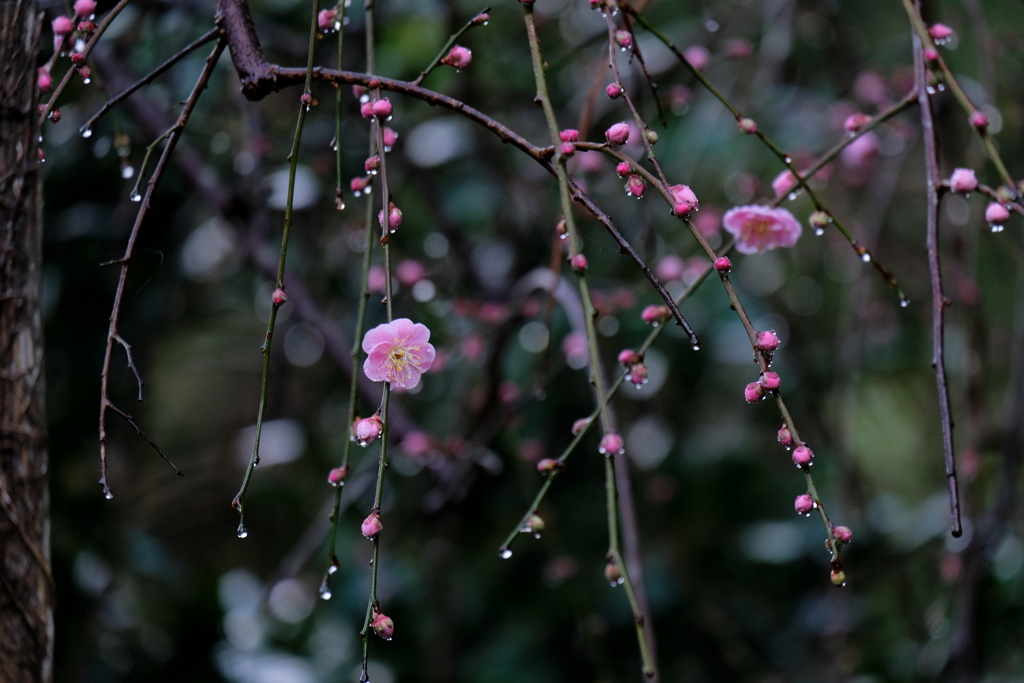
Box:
(97, 39), (225, 499)
(412, 6), (489, 86)
(912, 14), (962, 537)
(112, 334), (144, 402)
(106, 402), (182, 475)
(79, 27), (221, 136)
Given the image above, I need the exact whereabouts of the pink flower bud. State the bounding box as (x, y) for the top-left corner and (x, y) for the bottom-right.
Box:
(794, 494), (814, 514)
(618, 349), (641, 366)
(683, 45), (710, 71)
(73, 0), (96, 16)
(668, 184), (699, 214)
(928, 23), (953, 40)
(361, 511), (383, 538)
(737, 117), (757, 134)
(605, 83), (624, 99)
(52, 15), (73, 34)
(772, 170), (798, 198)
(360, 101), (374, 119)
(570, 254), (588, 271)
(37, 69), (52, 92)
(372, 98), (393, 119)
(79, 66), (90, 81)
(598, 432), (624, 455)
(318, 8), (337, 29)
(371, 613), (394, 639)
(605, 122), (630, 145)
(924, 48), (939, 63)
(969, 110), (989, 130)
(986, 202), (1010, 224)
(71, 52), (86, 66)
(614, 30), (633, 48)
(760, 371), (781, 391)
(778, 425), (793, 447)
(559, 142), (576, 157)
(471, 11), (490, 25)
(350, 175), (372, 193)
(78, 20), (95, 32)
(49, 108), (61, 124)
(354, 415), (383, 446)
(792, 445), (813, 466)
(755, 330), (779, 352)
(641, 305), (671, 325)
(536, 458), (562, 473)
(378, 202), (403, 231)
(615, 161), (631, 177)
(272, 288), (287, 305)
(744, 381), (764, 403)
(843, 113), (871, 133)
(571, 418), (591, 435)
(441, 45), (473, 69)
(949, 168), (977, 193)
(382, 127), (399, 148)
(559, 129), (579, 143)
(327, 465), (348, 485)
(300, 92), (315, 107)
(625, 174), (646, 197)
(833, 525), (853, 543)
(365, 155), (381, 172)
(629, 363), (648, 387)
(605, 560), (622, 585)
(713, 257), (732, 273)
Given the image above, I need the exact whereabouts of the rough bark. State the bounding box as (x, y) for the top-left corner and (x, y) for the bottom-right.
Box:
(0, 1), (53, 681)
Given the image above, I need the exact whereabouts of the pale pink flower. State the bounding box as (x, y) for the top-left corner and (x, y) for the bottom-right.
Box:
(599, 433), (624, 455)
(74, 0), (96, 16)
(362, 318), (436, 389)
(318, 9), (337, 29)
(986, 202), (1010, 224)
(668, 184), (699, 213)
(744, 382), (764, 403)
(722, 205), (802, 255)
(52, 15), (74, 34)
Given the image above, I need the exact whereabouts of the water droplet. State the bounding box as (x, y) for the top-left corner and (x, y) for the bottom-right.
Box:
(482, 20), (489, 25)
(533, 532), (541, 539)
(82, 78), (91, 84)
(364, 186), (372, 194)
(861, 253), (871, 263)
(333, 20), (341, 30)
(81, 128), (92, 138)
(336, 198), (345, 211)
(131, 193), (141, 202)
(384, 145), (392, 153)
(360, 94), (370, 104)
(500, 548), (512, 559)
(329, 137), (337, 151)
(369, 169), (378, 175)
(237, 525), (248, 539)
(784, 156), (793, 164)
(814, 227), (824, 236)
(937, 83), (945, 92)
(104, 490), (113, 500)
(899, 297), (910, 308)
(121, 165), (134, 179)
(991, 224), (1004, 233)
(328, 564), (338, 574)
(926, 85), (936, 95)
(787, 191), (797, 201)
(692, 343), (701, 351)
(353, 190), (362, 197)
(559, 233), (567, 240)
(319, 587), (332, 600)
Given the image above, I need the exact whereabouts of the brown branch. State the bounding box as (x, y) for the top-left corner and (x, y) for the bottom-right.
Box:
(97, 39), (225, 499)
(105, 402), (182, 475)
(912, 12), (961, 537)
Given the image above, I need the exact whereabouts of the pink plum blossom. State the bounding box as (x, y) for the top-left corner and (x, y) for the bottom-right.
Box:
(928, 23), (953, 41)
(772, 170), (798, 198)
(844, 113), (871, 132)
(669, 184), (699, 214)
(382, 127), (399, 148)
(618, 349), (641, 366)
(37, 69), (52, 92)
(606, 83), (623, 99)
(371, 98), (393, 118)
(778, 425), (793, 447)
(756, 330), (780, 352)
(362, 318), (436, 389)
(354, 415), (383, 446)
(722, 205), (803, 255)
(327, 465), (348, 485)
(74, 0), (96, 16)
(760, 371), (781, 391)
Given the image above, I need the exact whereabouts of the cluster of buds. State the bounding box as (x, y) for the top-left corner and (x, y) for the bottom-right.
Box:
(558, 129), (578, 158)
(669, 184), (699, 216)
(361, 97), (393, 120)
(618, 349), (648, 388)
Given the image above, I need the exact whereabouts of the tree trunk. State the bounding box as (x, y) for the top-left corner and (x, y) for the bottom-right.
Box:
(0, 1), (53, 681)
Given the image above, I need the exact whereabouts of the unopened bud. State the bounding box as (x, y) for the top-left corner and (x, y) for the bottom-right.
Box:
(526, 514), (545, 533)
(744, 381), (764, 403)
(604, 559), (622, 585)
(49, 108), (61, 124)
(833, 525), (853, 543)
(559, 142), (576, 157)
(272, 288), (287, 305)
(571, 418), (590, 435)
(605, 83), (623, 99)
(71, 52), (86, 67)
(830, 569), (846, 586)
(625, 174), (646, 197)
(641, 305), (671, 325)
(969, 110), (989, 130)
(737, 117), (757, 134)
(843, 113), (871, 133)
(617, 349), (641, 366)
(615, 161), (631, 177)
(755, 330), (779, 352)
(713, 257), (732, 273)
(537, 458), (562, 473)
(986, 202), (1010, 224)
(644, 129), (659, 145)
(605, 122), (630, 145)
(794, 494), (814, 514)
(365, 155), (381, 172)
(629, 363), (648, 387)
(570, 254), (588, 271)
(792, 445), (814, 466)
(371, 612), (394, 639)
(809, 210), (830, 229)
(614, 30), (633, 49)
(760, 371), (781, 391)
(354, 415), (383, 446)
(777, 425), (794, 447)
(598, 432), (624, 455)
(327, 465), (348, 486)
(371, 98), (393, 119)
(361, 511), (383, 538)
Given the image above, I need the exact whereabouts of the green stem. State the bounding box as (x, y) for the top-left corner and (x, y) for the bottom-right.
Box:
(233, 0), (320, 537)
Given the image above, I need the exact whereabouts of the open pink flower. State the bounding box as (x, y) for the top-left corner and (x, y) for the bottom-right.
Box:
(722, 205), (802, 255)
(362, 318), (436, 389)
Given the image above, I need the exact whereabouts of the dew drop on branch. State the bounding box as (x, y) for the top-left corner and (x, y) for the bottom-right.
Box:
(500, 548), (512, 559)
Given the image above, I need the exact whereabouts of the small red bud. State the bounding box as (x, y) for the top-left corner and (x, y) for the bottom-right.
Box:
(570, 254), (588, 271)
(755, 330), (779, 352)
(792, 445), (814, 466)
(713, 257), (732, 273)
(272, 288), (287, 305)
(794, 494), (814, 514)
(605, 83), (623, 99)
(617, 349), (641, 366)
(744, 382), (764, 403)
(615, 161), (631, 178)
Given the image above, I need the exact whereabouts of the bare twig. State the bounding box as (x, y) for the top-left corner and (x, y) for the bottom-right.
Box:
(112, 334), (144, 402)
(912, 12), (962, 537)
(412, 6), (489, 86)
